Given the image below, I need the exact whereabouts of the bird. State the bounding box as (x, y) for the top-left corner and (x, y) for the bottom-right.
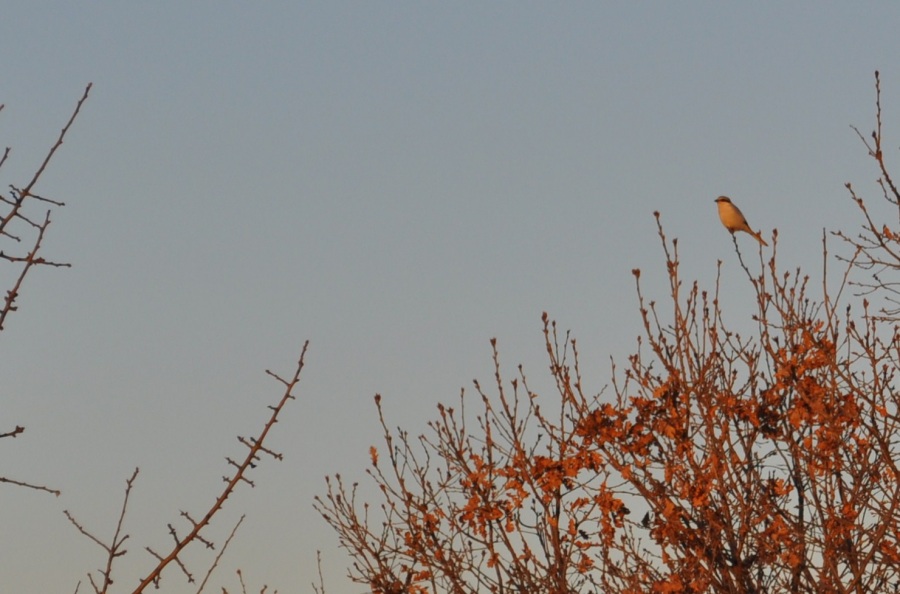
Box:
(714, 196), (768, 246)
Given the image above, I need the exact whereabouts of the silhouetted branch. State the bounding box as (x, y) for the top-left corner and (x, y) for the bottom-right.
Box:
(837, 72), (900, 318)
(131, 341), (309, 593)
(0, 475), (61, 496)
(0, 82), (91, 332)
(196, 515), (245, 594)
(65, 468), (139, 593)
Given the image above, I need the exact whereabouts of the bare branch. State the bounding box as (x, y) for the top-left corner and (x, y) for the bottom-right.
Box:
(0, 475), (61, 496)
(65, 468), (139, 593)
(131, 342), (309, 593)
(196, 515), (245, 594)
(0, 83), (91, 332)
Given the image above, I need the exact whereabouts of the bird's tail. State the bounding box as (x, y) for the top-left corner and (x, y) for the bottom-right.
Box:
(751, 230), (768, 247)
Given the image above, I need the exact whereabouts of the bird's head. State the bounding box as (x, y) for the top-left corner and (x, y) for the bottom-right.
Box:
(715, 196), (732, 204)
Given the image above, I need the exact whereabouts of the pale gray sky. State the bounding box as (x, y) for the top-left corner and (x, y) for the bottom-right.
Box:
(2, 4), (898, 592)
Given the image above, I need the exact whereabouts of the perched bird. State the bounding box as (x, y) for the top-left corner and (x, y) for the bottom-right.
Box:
(714, 196), (768, 246)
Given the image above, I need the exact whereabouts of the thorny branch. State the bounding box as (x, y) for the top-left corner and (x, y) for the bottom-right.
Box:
(0, 82), (92, 332)
(132, 341), (310, 593)
(1, 84), (91, 499)
(64, 343), (308, 594)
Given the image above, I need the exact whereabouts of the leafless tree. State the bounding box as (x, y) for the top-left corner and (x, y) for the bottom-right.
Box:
(2, 87), (309, 593)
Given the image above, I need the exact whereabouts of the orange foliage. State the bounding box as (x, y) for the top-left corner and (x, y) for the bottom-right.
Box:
(317, 74), (900, 594)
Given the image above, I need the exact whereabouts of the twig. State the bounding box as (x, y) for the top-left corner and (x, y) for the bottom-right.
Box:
(0, 425), (25, 438)
(196, 515), (245, 593)
(0, 475), (61, 496)
(18, 83), (92, 201)
(65, 468), (139, 593)
(312, 550), (327, 594)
